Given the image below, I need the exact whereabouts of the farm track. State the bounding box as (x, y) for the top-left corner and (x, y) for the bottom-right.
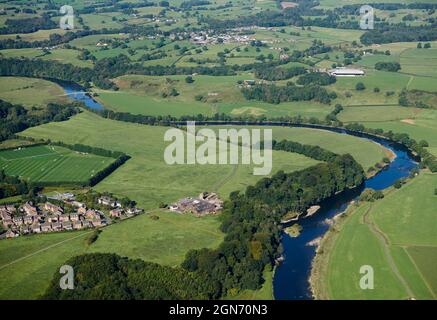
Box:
(362, 203), (415, 299)
(0, 231), (94, 272)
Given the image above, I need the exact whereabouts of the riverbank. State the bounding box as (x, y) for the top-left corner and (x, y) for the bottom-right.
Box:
(309, 201), (365, 300)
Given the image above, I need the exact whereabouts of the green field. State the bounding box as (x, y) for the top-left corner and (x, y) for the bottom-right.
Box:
(362, 109), (437, 157)
(0, 49), (94, 68)
(204, 126), (389, 171)
(0, 77), (69, 107)
(320, 173), (437, 300)
(0, 145), (114, 184)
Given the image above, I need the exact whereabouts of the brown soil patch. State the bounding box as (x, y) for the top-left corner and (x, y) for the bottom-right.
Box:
(401, 118), (416, 125)
(281, 2), (298, 9)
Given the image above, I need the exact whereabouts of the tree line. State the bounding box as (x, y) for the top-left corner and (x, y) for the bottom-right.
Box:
(41, 253), (217, 299)
(0, 99), (80, 142)
(0, 14), (57, 34)
(254, 66), (307, 81)
(0, 169), (38, 200)
(241, 82), (337, 104)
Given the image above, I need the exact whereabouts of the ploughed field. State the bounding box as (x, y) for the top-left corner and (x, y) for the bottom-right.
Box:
(0, 145), (114, 184)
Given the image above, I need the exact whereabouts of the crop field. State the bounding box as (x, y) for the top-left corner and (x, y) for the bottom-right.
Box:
(0, 145), (114, 184)
(322, 173), (437, 300)
(0, 77), (69, 107)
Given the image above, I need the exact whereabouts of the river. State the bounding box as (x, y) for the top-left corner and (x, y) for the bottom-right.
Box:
(59, 82), (419, 300)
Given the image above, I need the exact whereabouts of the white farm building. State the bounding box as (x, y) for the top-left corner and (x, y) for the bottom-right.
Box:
(328, 68), (365, 77)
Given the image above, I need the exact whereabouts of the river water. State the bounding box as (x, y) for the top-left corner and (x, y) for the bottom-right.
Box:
(59, 82), (419, 300)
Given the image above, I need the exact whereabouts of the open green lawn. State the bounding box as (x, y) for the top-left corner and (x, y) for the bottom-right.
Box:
(406, 246), (437, 296)
(0, 145), (114, 184)
(323, 173), (437, 300)
(0, 77), (69, 107)
(0, 230), (91, 299)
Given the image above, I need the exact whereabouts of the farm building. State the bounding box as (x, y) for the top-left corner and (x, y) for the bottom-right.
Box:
(170, 192), (223, 216)
(328, 68), (365, 77)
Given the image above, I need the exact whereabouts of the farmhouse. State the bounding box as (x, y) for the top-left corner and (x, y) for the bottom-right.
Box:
(170, 192), (223, 216)
(328, 68), (365, 77)
(98, 196), (120, 208)
(110, 208), (123, 218)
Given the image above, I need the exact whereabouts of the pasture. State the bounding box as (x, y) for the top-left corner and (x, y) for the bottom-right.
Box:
(362, 109), (437, 157)
(322, 173), (437, 300)
(0, 48), (94, 68)
(204, 126), (390, 171)
(0, 77), (68, 107)
(0, 145), (114, 184)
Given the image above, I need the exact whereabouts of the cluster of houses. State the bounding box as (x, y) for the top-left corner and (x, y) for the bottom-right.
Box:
(0, 194), (143, 240)
(169, 192), (223, 216)
(190, 31), (255, 45)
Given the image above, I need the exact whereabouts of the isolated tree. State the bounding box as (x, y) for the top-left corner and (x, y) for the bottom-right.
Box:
(356, 82), (366, 91)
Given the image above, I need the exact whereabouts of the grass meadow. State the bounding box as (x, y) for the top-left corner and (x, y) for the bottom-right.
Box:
(0, 77), (69, 107)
